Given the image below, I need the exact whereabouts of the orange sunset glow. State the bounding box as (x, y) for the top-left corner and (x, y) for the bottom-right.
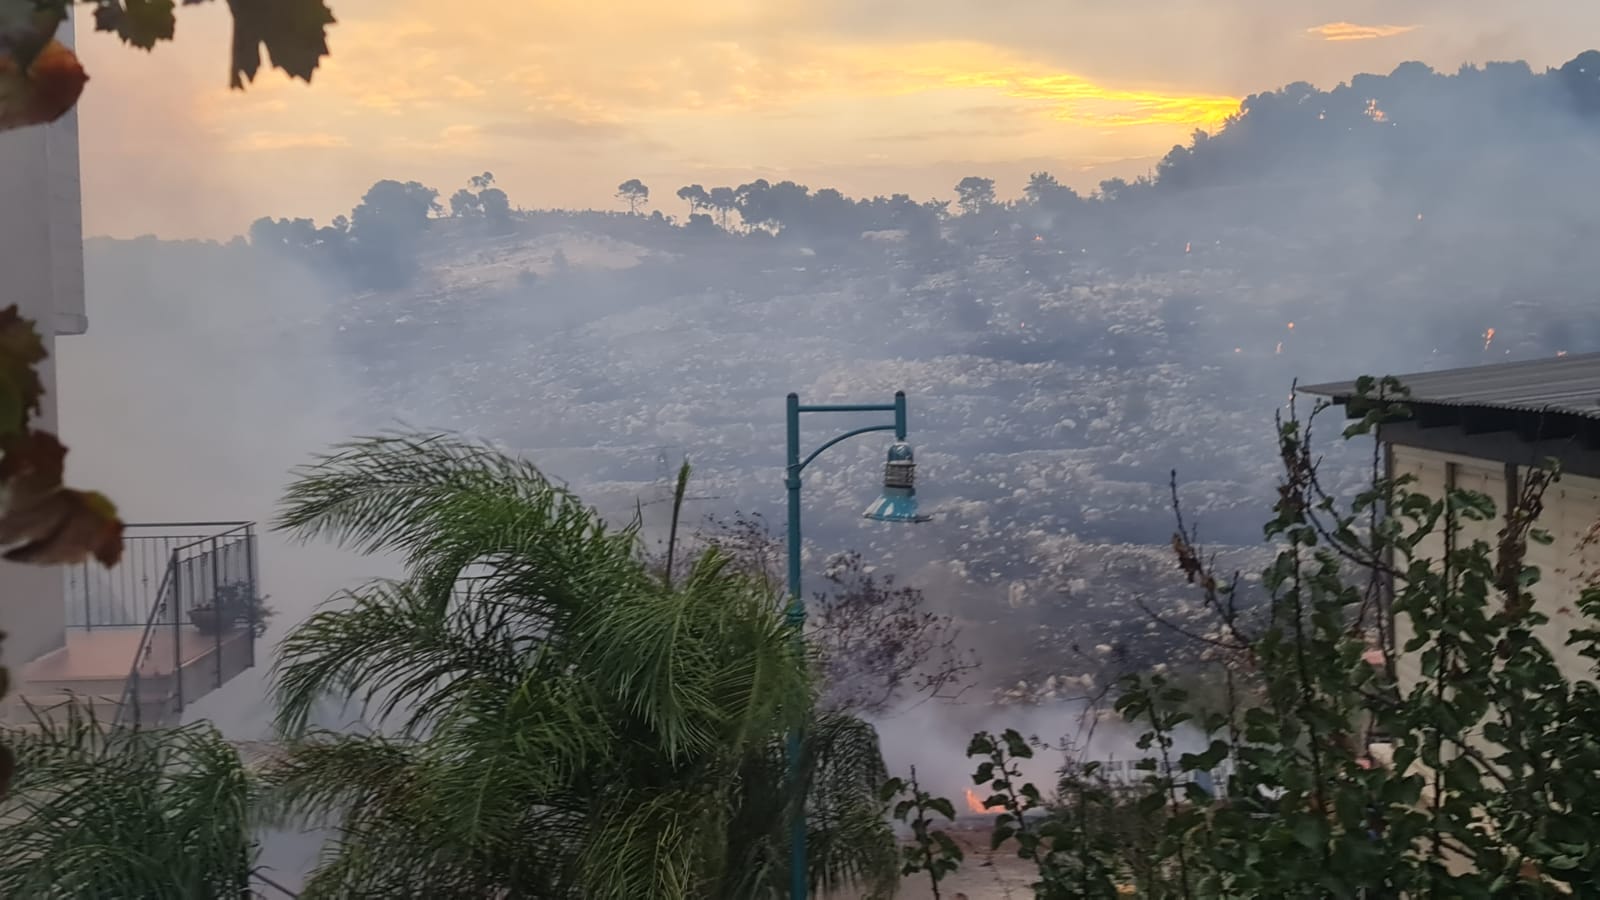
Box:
(65, 0), (1596, 237)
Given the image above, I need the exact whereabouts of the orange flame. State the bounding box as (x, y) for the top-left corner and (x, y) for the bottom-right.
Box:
(1558, 350), (1569, 357)
(1184, 242), (1191, 253)
(1483, 327), (1496, 351)
(964, 788), (995, 814)
(1286, 322), (1295, 330)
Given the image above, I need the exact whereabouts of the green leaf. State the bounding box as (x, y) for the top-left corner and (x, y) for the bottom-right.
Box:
(92, 0), (177, 49)
(1518, 565), (1542, 588)
(0, 306), (46, 432)
(926, 797), (956, 821)
(0, 371), (21, 436)
(1001, 728), (1033, 758)
(1292, 815), (1327, 849)
(1179, 739), (1230, 773)
(224, 0), (336, 89)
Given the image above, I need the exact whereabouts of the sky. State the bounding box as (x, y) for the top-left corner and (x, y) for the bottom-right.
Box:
(71, 0), (1600, 239)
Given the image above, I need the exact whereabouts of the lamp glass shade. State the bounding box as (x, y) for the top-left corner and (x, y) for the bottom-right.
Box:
(862, 441), (930, 522)
(862, 487), (928, 523)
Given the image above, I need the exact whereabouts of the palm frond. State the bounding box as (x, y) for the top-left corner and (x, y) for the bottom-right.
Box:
(712, 711), (899, 899)
(267, 432), (893, 899)
(277, 431), (560, 553)
(574, 549), (809, 762)
(0, 703), (258, 899)
(275, 433), (642, 596)
(265, 731), (586, 898)
(579, 785), (729, 900)
(273, 578), (536, 736)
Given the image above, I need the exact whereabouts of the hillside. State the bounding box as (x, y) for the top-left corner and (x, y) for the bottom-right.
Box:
(62, 49), (1600, 709)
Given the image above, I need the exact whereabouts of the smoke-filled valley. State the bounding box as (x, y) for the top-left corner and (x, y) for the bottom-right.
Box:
(52, 52), (1600, 842)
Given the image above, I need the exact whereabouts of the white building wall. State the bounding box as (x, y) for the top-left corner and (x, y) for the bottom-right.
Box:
(1389, 443), (1600, 690)
(0, 11), (85, 667)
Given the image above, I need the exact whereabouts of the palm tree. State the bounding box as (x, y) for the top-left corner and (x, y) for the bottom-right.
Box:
(0, 703), (259, 898)
(264, 433), (898, 898)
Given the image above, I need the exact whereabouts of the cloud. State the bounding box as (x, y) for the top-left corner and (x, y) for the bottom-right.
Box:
(381, 123), (484, 155)
(1307, 22), (1418, 42)
(478, 116), (632, 143)
(228, 131), (351, 152)
(73, 0), (1250, 235)
(872, 106), (1039, 144)
(880, 44), (1240, 130)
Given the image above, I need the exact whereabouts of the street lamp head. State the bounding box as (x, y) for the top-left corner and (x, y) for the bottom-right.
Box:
(862, 440), (931, 523)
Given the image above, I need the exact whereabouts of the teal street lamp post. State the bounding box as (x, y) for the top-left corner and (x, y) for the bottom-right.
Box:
(784, 390), (930, 900)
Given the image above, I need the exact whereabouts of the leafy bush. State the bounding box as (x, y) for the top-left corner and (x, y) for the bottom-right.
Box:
(937, 377), (1600, 896)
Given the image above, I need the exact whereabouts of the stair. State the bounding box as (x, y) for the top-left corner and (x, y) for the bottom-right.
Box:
(2, 625), (248, 730)
(2, 688), (176, 729)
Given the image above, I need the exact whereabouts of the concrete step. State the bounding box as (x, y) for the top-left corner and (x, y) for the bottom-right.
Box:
(16, 676), (144, 698)
(1, 689), (175, 729)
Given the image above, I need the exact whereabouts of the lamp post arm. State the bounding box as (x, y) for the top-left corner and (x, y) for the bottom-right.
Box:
(794, 423), (897, 475)
(795, 403), (895, 413)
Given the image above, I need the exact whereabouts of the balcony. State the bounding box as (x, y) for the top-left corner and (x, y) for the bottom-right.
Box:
(7, 523), (263, 728)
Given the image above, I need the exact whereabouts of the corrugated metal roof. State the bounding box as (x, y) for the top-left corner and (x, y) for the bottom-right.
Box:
(1300, 352), (1600, 420)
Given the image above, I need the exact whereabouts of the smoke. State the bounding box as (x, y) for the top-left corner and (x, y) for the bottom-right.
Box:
(874, 697), (1210, 810)
(53, 237), (393, 886)
(48, 49), (1600, 886)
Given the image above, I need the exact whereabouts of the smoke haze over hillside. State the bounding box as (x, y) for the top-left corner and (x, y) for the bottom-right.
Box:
(48, 47), (1600, 884)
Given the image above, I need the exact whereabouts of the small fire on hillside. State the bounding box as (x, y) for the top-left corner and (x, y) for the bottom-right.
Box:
(964, 788), (999, 815)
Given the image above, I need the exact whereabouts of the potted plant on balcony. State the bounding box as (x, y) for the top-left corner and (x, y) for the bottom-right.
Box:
(188, 581), (274, 637)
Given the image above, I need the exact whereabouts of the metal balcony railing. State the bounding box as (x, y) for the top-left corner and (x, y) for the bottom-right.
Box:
(59, 522), (262, 728)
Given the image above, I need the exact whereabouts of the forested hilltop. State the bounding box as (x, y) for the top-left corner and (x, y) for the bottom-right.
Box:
(247, 51), (1600, 293)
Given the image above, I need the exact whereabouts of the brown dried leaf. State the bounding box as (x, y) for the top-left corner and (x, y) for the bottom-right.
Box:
(0, 486), (122, 566)
(0, 428), (65, 487)
(0, 432), (122, 567)
(0, 37), (87, 132)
